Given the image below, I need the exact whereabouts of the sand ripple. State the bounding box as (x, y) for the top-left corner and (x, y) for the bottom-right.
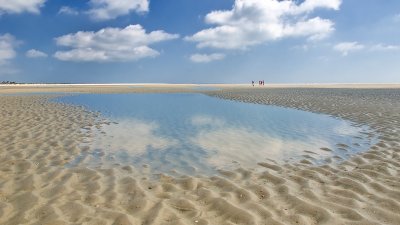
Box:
(0, 88), (400, 224)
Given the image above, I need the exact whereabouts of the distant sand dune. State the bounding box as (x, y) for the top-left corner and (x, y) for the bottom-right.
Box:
(0, 86), (400, 225)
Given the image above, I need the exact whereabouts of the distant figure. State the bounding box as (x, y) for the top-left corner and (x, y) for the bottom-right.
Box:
(252, 81), (254, 86)
(262, 80), (265, 86)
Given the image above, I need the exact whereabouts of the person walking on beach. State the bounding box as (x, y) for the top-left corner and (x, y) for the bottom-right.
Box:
(252, 81), (254, 86)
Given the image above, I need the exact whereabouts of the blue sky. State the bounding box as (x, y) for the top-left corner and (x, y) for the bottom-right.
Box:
(0, 0), (399, 83)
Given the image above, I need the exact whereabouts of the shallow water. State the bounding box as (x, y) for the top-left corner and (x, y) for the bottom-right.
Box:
(56, 93), (376, 175)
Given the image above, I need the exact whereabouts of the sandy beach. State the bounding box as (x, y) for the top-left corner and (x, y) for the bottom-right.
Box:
(0, 84), (399, 225)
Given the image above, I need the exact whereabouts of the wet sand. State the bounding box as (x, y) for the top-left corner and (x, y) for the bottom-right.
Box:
(0, 85), (399, 225)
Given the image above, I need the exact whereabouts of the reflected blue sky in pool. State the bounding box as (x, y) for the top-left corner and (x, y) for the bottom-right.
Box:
(57, 93), (376, 175)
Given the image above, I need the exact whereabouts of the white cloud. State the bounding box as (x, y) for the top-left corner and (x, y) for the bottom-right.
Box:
(58, 6), (79, 16)
(0, 34), (18, 64)
(294, 0), (341, 12)
(0, 34), (19, 76)
(370, 43), (400, 52)
(190, 53), (225, 63)
(26, 49), (48, 58)
(185, 0), (341, 50)
(333, 42), (400, 55)
(333, 42), (364, 56)
(0, 0), (46, 14)
(87, 0), (149, 21)
(54, 24), (178, 62)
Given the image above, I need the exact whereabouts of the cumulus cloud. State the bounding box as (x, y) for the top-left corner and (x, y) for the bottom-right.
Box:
(333, 42), (364, 56)
(0, 34), (18, 64)
(370, 43), (400, 52)
(190, 53), (225, 63)
(185, 0), (341, 50)
(0, 34), (19, 76)
(333, 42), (400, 55)
(26, 49), (48, 58)
(0, 0), (46, 14)
(54, 24), (178, 62)
(87, 0), (149, 21)
(58, 6), (79, 15)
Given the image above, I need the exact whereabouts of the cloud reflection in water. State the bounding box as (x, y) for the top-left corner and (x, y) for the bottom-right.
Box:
(190, 115), (333, 167)
(92, 118), (179, 155)
(57, 93), (375, 174)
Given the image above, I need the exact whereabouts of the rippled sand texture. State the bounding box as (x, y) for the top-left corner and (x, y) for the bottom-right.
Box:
(0, 87), (400, 225)
(208, 88), (400, 224)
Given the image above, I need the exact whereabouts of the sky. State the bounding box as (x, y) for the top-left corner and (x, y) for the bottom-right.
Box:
(0, 0), (399, 84)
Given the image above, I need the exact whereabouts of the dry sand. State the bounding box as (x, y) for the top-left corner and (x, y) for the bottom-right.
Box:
(0, 85), (399, 225)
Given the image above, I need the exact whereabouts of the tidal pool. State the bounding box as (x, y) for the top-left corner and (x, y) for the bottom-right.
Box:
(57, 93), (376, 175)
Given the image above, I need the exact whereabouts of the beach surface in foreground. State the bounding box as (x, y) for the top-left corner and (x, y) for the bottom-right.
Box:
(0, 84), (399, 225)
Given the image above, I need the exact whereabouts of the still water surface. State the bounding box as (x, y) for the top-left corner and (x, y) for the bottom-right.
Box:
(57, 93), (375, 175)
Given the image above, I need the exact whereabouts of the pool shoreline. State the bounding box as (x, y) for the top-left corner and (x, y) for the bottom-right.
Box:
(54, 92), (376, 176)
